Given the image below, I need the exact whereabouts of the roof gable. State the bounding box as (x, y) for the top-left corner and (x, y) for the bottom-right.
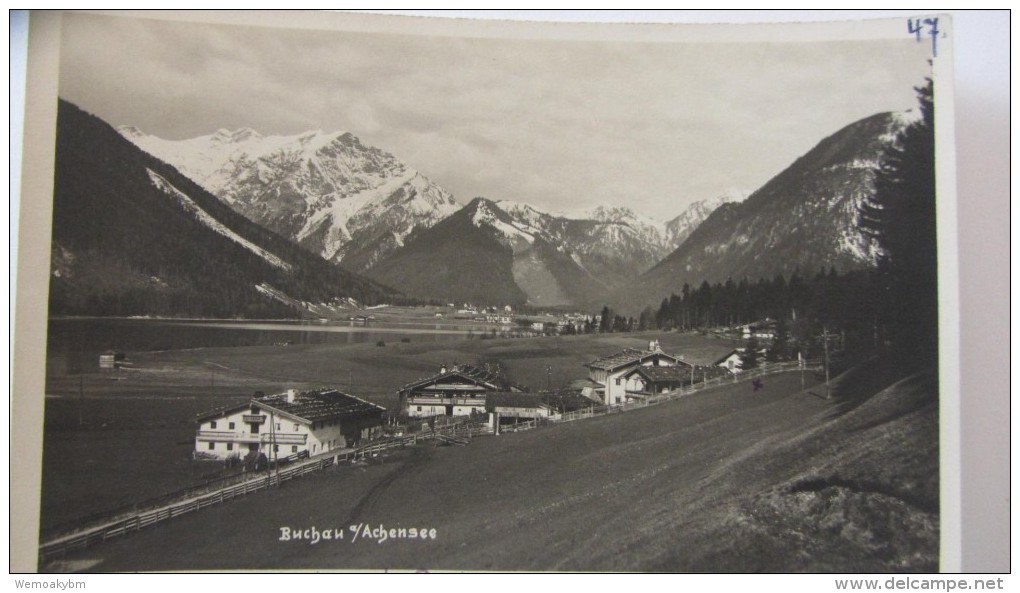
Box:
(485, 392), (549, 412)
(624, 365), (691, 382)
(399, 363), (525, 394)
(255, 388), (384, 423)
(585, 348), (688, 372)
(195, 402), (250, 423)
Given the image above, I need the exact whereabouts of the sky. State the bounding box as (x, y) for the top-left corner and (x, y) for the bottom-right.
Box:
(57, 11), (934, 220)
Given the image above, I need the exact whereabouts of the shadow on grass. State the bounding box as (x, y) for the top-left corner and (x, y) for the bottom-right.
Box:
(823, 356), (936, 418)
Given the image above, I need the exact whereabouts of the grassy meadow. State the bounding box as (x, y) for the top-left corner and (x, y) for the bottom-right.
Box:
(48, 360), (938, 572)
(40, 329), (737, 531)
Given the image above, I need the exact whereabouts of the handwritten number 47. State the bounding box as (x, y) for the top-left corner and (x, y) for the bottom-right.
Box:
(908, 17), (941, 57)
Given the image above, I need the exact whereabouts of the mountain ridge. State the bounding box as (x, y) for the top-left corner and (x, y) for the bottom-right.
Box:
(53, 99), (402, 318)
(622, 110), (913, 312)
(119, 125), (461, 272)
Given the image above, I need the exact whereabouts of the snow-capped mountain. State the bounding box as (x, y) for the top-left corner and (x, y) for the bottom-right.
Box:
(621, 110), (917, 311)
(119, 126), (460, 271)
(369, 196), (689, 307)
(54, 100), (401, 318)
(664, 190), (749, 248)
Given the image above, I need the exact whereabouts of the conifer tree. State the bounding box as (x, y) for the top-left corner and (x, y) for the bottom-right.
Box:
(858, 79), (937, 367)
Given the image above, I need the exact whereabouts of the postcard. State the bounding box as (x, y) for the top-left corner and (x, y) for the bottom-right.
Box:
(12, 10), (958, 573)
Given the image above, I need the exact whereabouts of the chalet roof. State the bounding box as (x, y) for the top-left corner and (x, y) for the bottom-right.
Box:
(255, 388), (384, 423)
(713, 349), (743, 365)
(485, 392), (548, 412)
(399, 363), (526, 394)
(584, 348), (688, 372)
(624, 365), (691, 382)
(537, 388), (602, 412)
(195, 401), (250, 423)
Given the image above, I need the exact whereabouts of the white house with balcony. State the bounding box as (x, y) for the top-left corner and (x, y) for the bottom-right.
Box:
(195, 388), (385, 460)
(399, 363), (526, 418)
(584, 340), (692, 406)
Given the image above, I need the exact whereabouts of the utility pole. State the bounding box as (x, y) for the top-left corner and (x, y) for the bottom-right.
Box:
(546, 366), (551, 391)
(823, 325), (831, 400)
(269, 409), (278, 487)
(799, 350), (805, 391)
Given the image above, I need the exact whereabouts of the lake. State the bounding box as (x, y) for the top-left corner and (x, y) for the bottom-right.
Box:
(46, 317), (480, 375)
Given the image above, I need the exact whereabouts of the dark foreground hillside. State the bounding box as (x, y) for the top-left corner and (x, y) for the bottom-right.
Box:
(51, 361), (937, 572)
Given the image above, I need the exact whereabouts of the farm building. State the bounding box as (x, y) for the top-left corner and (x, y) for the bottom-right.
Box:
(98, 350), (126, 369)
(399, 363), (527, 418)
(741, 321), (777, 342)
(715, 349), (744, 373)
(584, 340), (692, 406)
(620, 365), (692, 397)
(485, 392), (554, 427)
(194, 388), (385, 460)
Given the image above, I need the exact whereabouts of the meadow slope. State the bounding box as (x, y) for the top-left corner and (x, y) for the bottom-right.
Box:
(50, 360), (938, 573)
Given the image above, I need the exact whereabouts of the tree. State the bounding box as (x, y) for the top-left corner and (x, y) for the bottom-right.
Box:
(767, 317), (791, 362)
(740, 337), (760, 371)
(599, 306), (612, 333)
(858, 78), (937, 367)
(638, 306), (654, 331)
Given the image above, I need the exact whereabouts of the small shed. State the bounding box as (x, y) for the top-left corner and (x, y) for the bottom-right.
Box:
(99, 350), (126, 369)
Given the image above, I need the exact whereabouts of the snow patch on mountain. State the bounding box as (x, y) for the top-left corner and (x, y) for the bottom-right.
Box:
(665, 191), (748, 248)
(146, 168), (291, 271)
(121, 126), (460, 268)
(472, 199), (537, 246)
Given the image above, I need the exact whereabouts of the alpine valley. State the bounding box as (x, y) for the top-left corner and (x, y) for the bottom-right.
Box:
(119, 121), (737, 309)
(92, 102), (919, 316)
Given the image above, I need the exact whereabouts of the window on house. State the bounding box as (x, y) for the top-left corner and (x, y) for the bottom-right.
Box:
(210, 421), (217, 429)
(293, 423), (299, 431)
(417, 406), (422, 411)
(276, 423), (281, 431)
(615, 378), (621, 385)
(291, 445), (298, 453)
(208, 442), (215, 450)
(226, 443), (233, 451)
(312, 444), (317, 453)
(273, 445), (279, 452)
(228, 422), (235, 430)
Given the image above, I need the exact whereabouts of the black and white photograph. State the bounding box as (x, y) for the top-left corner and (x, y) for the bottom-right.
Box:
(13, 10), (965, 574)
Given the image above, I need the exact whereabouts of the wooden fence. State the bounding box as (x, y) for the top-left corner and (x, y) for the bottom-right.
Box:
(38, 455), (336, 563)
(550, 360), (821, 427)
(38, 422), (493, 563)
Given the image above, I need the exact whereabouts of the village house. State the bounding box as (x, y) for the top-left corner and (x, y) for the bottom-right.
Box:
(620, 365), (692, 397)
(741, 320), (777, 342)
(98, 350), (126, 369)
(195, 388), (385, 460)
(715, 349), (744, 373)
(583, 340), (692, 406)
(399, 363), (527, 418)
(485, 314), (513, 324)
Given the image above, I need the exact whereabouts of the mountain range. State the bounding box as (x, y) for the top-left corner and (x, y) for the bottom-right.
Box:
(51, 100), (402, 318)
(120, 125), (739, 307)
(120, 125), (461, 272)
(76, 103), (916, 316)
